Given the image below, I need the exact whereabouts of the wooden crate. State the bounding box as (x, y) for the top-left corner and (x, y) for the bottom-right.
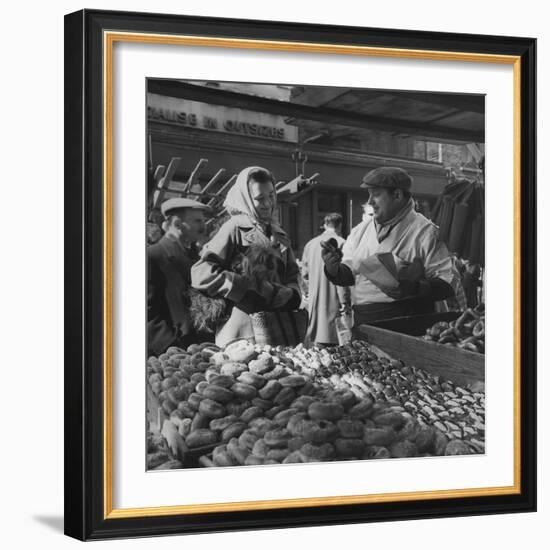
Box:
(368, 311), (460, 337)
(356, 324), (485, 387)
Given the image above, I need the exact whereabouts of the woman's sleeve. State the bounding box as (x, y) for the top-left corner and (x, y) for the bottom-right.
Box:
(191, 221), (249, 303)
(283, 245), (302, 296)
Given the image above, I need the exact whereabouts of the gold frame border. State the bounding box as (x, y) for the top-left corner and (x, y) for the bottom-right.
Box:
(103, 31), (522, 520)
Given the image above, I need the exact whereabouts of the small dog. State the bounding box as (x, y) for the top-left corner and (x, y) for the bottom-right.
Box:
(188, 245), (280, 334)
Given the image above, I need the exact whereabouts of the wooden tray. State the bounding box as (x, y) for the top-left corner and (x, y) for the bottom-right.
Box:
(368, 311), (461, 337)
(356, 324), (484, 387)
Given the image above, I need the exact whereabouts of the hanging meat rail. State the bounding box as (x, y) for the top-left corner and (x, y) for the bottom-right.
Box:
(149, 156), (321, 227)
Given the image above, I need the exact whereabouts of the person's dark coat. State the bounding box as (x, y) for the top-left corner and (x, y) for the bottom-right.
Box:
(147, 235), (198, 355)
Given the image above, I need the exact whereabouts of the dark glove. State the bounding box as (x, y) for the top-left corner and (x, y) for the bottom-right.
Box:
(236, 289), (269, 314)
(321, 239), (343, 277)
(269, 285), (301, 311)
(384, 279), (431, 300)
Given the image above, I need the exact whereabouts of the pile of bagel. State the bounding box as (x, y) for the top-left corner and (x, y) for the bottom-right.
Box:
(422, 304), (485, 353)
(147, 339), (475, 469)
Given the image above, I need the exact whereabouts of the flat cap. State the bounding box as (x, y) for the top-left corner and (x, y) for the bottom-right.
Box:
(160, 197), (211, 217)
(361, 167), (413, 191)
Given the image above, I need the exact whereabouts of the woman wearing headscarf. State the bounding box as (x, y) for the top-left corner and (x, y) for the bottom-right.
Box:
(191, 166), (301, 346)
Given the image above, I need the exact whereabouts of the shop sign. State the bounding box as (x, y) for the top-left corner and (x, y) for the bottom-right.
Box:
(147, 93), (298, 142)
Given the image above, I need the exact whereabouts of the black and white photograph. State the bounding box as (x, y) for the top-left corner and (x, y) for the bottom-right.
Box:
(145, 80), (486, 470)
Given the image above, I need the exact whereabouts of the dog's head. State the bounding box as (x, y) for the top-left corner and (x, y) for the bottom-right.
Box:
(232, 245), (279, 286)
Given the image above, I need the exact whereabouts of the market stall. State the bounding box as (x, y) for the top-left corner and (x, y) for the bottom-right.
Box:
(146, 335), (485, 470)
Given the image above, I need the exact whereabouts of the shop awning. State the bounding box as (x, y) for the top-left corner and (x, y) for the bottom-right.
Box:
(147, 80), (484, 144)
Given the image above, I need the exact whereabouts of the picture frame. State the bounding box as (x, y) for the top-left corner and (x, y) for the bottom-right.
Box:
(64, 8), (536, 541)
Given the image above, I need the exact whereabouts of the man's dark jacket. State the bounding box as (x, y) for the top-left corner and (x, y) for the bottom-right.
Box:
(147, 236), (197, 355)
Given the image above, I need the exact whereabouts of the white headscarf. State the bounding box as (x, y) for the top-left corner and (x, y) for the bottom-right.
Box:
(223, 166), (289, 246)
(224, 166), (278, 223)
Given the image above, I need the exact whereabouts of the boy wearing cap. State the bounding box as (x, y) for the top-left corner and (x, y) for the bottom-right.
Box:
(147, 198), (210, 355)
(322, 167), (461, 327)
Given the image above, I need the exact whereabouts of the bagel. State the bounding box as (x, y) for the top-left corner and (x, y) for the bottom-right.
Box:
(348, 398), (374, 419)
(279, 375), (307, 388)
(231, 382), (257, 400)
(288, 436), (307, 451)
(299, 442), (335, 462)
(273, 408), (300, 427)
(251, 397), (273, 411)
(209, 415), (239, 432)
(198, 398), (226, 419)
(328, 389), (357, 410)
(298, 381), (315, 396)
(238, 429), (259, 450)
(273, 387), (296, 406)
(291, 396), (316, 411)
(208, 375), (235, 389)
(267, 448), (291, 461)
(265, 405), (286, 419)
(282, 451), (304, 464)
(212, 450), (235, 467)
(248, 417), (276, 436)
(244, 455), (265, 465)
(237, 371), (267, 389)
(264, 428), (292, 448)
(248, 358), (274, 375)
(289, 418), (337, 444)
(190, 413), (210, 431)
(389, 440), (418, 458)
(202, 384), (234, 404)
(262, 364), (286, 381)
(226, 440), (249, 465)
(363, 427), (396, 447)
(176, 401), (195, 419)
(258, 380), (282, 400)
(251, 439), (270, 458)
(308, 402), (344, 422)
(363, 445), (391, 460)
(240, 406), (264, 423)
(219, 362), (248, 377)
(334, 438), (365, 458)
(226, 400), (252, 417)
(225, 340), (257, 363)
(373, 412), (406, 430)
(190, 373), (206, 385)
(336, 419), (364, 439)
(186, 429), (217, 448)
(221, 422), (247, 442)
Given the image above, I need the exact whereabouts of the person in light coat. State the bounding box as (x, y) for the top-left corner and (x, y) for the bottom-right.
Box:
(302, 213), (350, 346)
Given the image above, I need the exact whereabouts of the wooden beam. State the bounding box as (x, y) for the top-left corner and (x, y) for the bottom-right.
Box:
(148, 80), (484, 143)
(383, 91), (485, 115)
(184, 158), (208, 192)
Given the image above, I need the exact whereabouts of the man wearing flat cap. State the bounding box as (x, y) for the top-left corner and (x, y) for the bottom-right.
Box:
(147, 198), (210, 355)
(322, 167), (460, 328)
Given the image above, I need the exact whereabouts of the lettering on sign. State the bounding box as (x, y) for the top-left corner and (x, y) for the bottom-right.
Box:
(147, 94), (297, 142)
